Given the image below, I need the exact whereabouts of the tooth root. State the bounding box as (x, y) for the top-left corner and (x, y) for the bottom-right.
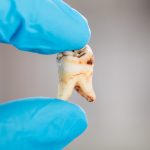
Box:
(75, 76), (96, 102)
(56, 45), (96, 102)
(57, 79), (76, 100)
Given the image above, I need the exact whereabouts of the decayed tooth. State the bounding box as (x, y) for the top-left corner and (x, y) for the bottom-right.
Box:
(57, 45), (96, 102)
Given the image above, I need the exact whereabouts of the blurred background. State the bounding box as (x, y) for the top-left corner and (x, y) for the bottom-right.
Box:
(0, 0), (150, 149)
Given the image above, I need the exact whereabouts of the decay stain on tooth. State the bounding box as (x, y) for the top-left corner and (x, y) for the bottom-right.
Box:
(87, 57), (94, 65)
(57, 45), (96, 102)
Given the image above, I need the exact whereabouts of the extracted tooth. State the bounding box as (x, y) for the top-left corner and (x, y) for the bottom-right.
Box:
(57, 45), (96, 102)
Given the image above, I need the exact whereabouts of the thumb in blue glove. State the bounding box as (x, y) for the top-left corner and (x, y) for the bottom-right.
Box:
(0, 97), (88, 150)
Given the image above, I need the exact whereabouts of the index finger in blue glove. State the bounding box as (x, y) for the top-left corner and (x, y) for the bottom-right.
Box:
(0, 0), (91, 54)
(0, 97), (88, 150)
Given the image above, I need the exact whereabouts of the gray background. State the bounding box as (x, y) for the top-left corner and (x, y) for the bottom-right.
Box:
(0, 0), (150, 149)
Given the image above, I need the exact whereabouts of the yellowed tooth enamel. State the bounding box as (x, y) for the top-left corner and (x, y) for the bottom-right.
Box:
(57, 45), (96, 102)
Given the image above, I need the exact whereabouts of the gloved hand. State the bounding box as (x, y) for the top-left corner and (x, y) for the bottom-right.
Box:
(0, 0), (91, 54)
(0, 97), (88, 150)
(0, 1), (89, 149)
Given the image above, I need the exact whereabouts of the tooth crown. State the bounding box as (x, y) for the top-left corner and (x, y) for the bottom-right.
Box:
(57, 45), (96, 102)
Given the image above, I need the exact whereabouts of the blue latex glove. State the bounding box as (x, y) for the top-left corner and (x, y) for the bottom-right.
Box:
(0, 97), (88, 150)
(0, 0), (91, 54)
(0, 1), (89, 149)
